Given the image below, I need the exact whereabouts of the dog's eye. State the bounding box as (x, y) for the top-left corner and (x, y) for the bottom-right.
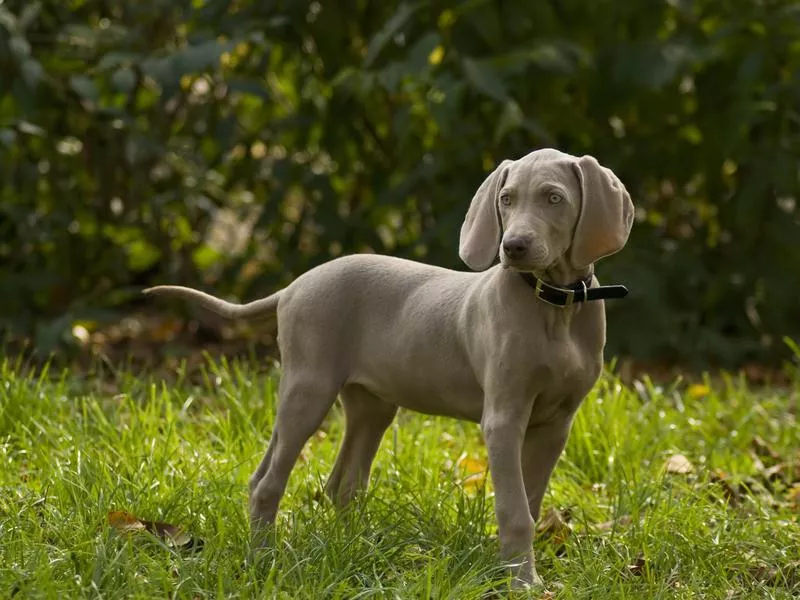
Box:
(499, 194), (512, 206)
(548, 192), (563, 205)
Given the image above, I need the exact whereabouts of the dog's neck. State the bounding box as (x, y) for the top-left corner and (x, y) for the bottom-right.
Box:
(506, 257), (594, 341)
(539, 258), (593, 288)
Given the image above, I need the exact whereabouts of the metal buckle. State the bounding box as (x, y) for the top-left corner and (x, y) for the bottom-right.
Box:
(534, 278), (573, 309)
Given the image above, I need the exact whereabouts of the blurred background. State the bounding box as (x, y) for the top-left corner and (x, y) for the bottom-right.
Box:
(1, 0), (799, 376)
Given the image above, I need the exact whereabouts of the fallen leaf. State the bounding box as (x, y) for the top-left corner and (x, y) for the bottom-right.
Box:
(627, 553), (647, 576)
(455, 454), (488, 493)
(536, 507), (571, 553)
(456, 455), (487, 474)
(594, 514), (632, 532)
(687, 383), (711, 399)
(108, 511), (146, 532)
(786, 483), (800, 508)
(462, 472), (487, 492)
(751, 436), (781, 461)
(709, 470), (742, 506)
(146, 520), (194, 548)
(107, 511), (199, 549)
(748, 562), (786, 586)
(761, 463), (787, 483)
(750, 452), (766, 473)
(148, 318), (183, 342)
(664, 453), (694, 475)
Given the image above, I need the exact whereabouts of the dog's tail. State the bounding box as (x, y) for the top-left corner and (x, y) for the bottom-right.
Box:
(142, 285), (282, 321)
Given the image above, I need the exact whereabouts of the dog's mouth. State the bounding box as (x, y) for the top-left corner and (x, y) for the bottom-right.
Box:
(499, 253), (551, 273)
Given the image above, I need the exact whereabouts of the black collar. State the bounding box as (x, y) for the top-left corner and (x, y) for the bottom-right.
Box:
(518, 272), (628, 308)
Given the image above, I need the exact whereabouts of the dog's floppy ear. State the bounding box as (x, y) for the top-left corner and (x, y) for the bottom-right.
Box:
(459, 159), (513, 271)
(570, 155), (634, 269)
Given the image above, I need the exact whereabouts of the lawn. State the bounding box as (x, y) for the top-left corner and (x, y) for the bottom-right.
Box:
(1, 355), (799, 598)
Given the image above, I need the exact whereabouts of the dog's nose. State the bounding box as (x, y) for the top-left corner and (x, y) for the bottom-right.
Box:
(502, 236), (528, 260)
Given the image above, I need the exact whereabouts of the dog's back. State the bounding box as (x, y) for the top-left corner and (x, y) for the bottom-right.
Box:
(276, 254), (486, 420)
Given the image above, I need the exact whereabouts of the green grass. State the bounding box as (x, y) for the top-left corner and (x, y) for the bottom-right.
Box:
(1, 356), (799, 599)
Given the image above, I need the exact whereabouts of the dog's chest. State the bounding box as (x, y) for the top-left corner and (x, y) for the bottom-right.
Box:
(527, 338), (600, 425)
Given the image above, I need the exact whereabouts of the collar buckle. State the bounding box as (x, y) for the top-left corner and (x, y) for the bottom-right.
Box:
(521, 271), (629, 306)
(534, 278), (574, 309)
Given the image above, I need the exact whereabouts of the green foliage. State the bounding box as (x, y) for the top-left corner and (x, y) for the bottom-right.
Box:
(1, 0), (799, 366)
(2, 358), (800, 596)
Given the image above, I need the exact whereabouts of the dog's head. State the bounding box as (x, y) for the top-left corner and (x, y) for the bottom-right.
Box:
(458, 149), (634, 273)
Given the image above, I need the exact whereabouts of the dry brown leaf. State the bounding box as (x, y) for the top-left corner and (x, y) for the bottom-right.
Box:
(107, 511), (199, 549)
(664, 453), (694, 475)
(627, 553), (647, 576)
(787, 483), (800, 508)
(148, 318), (183, 342)
(536, 507), (571, 552)
(709, 470), (742, 506)
(750, 453), (766, 473)
(761, 462), (787, 483)
(456, 454), (488, 492)
(749, 563), (781, 586)
(108, 510), (146, 532)
(751, 436), (781, 461)
(146, 520), (194, 548)
(594, 514), (632, 532)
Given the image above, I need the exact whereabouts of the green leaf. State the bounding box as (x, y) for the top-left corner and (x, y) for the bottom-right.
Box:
(226, 79), (270, 101)
(17, 1), (42, 31)
(0, 128), (15, 145)
(97, 51), (141, 71)
(365, 3), (420, 67)
(111, 68), (137, 93)
(376, 62), (404, 92)
(493, 100), (523, 142)
(0, 7), (17, 32)
(16, 120), (45, 136)
(141, 40), (233, 86)
(20, 59), (43, 88)
(331, 67), (358, 89)
(9, 36), (31, 58)
(461, 57), (508, 102)
(171, 39), (234, 75)
(70, 75), (99, 101)
(405, 31), (441, 73)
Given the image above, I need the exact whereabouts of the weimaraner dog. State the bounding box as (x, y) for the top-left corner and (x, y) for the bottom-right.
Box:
(145, 148), (633, 586)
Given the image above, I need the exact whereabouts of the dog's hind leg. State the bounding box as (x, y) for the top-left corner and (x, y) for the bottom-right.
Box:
(324, 384), (397, 507)
(249, 373), (339, 534)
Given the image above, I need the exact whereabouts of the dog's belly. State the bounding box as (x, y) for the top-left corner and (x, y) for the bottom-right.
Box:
(345, 342), (489, 420)
(348, 366), (485, 422)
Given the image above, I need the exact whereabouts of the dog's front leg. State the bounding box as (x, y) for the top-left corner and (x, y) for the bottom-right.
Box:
(481, 401), (540, 588)
(521, 416), (573, 522)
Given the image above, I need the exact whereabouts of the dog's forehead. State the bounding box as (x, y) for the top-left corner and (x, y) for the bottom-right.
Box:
(521, 148), (577, 163)
(507, 149), (579, 190)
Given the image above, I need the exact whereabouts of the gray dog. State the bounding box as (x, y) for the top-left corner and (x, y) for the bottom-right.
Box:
(145, 148), (633, 586)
